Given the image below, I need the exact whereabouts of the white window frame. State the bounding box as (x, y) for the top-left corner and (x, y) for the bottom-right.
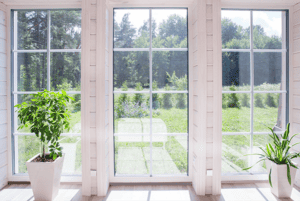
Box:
(109, 5), (194, 183)
(220, 6), (291, 181)
(7, 5), (82, 182)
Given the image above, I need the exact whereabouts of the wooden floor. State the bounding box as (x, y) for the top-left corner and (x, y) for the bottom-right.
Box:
(1, 182), (300, 201)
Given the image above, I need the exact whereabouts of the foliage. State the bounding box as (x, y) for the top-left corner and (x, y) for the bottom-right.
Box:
(255, 93), (265, 108)
(243, 123), (300, 187)
(15, 90), (74, 161)
(227, 85), (240, 108)
(152, 80), (160, 109)
(118, 81), (130, 105)
(166, 72), (187, 109)
(114, 101), (148, 119)
(265, 93), (276, 108)
(162, 84), (173, 109)
(133, 82), (144, 105)
(222, 94), (228, 109)
(241, 93), (250, 107)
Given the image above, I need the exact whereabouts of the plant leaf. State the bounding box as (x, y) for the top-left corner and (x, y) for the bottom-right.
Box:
(287, 164), (291, 185)
(269, 167), (273, 188)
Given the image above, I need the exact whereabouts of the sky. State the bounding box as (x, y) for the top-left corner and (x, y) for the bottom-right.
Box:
(114, 9), (187, 34)
(221, 10), (283, 37)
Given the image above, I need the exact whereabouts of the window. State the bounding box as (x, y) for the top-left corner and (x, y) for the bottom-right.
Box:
(221, 10), (288, 174)
(12, 9), (82, 175)
(113, 8), (188, 176)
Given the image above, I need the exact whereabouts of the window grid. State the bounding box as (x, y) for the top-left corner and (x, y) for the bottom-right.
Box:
(12, 10), (81, 174)
(113, 8), (189, 177)
(221, 10), (287, 174)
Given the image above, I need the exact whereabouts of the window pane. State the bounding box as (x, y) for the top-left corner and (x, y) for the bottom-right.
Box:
(114, 93), (150, 134)
(17, 53), (47, 91)
(253, 11), (282, 49)
(221, 10), (250, 49)
(17, 10), (47, 50)
(51, 10), (81, 49)
(254, 52), (282, 91)
(114, 9), (149, 48)
(222, 52), (250, 91)
(114, 51), (149, 91)
(254, 93), (283, 132)
(152, 9), (187, 48)
(17, 135), (81, 174)
(222, 93), (250, 132)
(152, 93), (187, 133)
(222, 135), (250, 174)
(64, 94), (81, 133)
(17, 135), (46, 173)
(16, 94), (35, 133)
(50, 52), (81, 91)
(114, 136), (150, 175)
(252, 134), (272, 173)
(149, 135), (187, 175)
(60, 136), (82, 174)
(152, 51), (188, 91)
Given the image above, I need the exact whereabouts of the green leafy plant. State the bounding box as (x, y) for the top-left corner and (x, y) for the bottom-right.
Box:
(255, 93), (264, 108)
(227, 85), (240, 108)
(243, 123), (300, 187)
(15, 90), (74, 161)
(162, 84), (173, 109)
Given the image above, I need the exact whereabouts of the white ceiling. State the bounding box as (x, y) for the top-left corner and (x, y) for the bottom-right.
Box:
(0, 0), (299, 6)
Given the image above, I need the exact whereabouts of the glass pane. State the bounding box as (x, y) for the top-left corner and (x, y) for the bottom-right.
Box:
(222, 135), (250, 174)
(254, 93), (283, 132)
(65, 94), (81, 133)
(51, 10), (81, 49)
(254, 52), (282, 91)
(252, 134), (272, 173)
(114, 51), (149, 91)
(17, 135), (47, 173)
(152, 51), (188, 91)
(149, 135), (187, 175)
(114, 136), (150, 175)
(222, 93), (250, 132)
(253, 11), (283, 49)
(114, 93), (150, 134)
(222, 52), (250, 91)
(60, 136), (82, 174)
(152, 9), (187, 48)
(221, 10), (250, 49)
(17, 53), (47, 91)
(16, 94), (35, 133)
(17, 10), (47, 50)
(152, 93), (188, 133)
(114, 9), (149, 48)
(50, 52), (81, 91)
(17, 135), (81, 174)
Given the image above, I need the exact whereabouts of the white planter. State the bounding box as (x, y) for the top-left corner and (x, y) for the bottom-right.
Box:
(266, 160), (297, 198)
(26, 153), (65, 201)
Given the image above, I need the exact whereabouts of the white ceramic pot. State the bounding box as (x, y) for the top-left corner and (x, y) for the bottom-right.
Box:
(266, 160), (297, 198)
(26, 153), (65, 201)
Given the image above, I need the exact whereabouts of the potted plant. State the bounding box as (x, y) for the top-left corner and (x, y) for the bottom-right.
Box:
(243, 123), (300, 198)
(15, 90), (73, 201)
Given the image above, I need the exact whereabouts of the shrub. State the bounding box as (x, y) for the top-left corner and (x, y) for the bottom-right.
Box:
(241, 93), (250, 107)
(152, 80), (160, 109)
(255, 93), (264, 108)
(222, 94), (228, 109)
(162, 84), (173, 109)
(133, 82), (144, 105)
(115, 100), (148, 118)
(265, 93), (276, 107)
(166, 71), (187, 109)
(227, 85), (240, 108)
(118, 81), (130, 105)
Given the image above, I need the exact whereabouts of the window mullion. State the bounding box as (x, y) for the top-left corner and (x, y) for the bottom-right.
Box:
(47, 10), (51, 91)
(149, 8), (153, 177)
(250, 11), (255, 173)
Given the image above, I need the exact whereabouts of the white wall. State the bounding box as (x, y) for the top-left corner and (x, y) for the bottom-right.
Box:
(81, 0), (110, 196)
(0, 2), (7, 190)
(291, 2), (300, 188)
(191, 0), (222, 195)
